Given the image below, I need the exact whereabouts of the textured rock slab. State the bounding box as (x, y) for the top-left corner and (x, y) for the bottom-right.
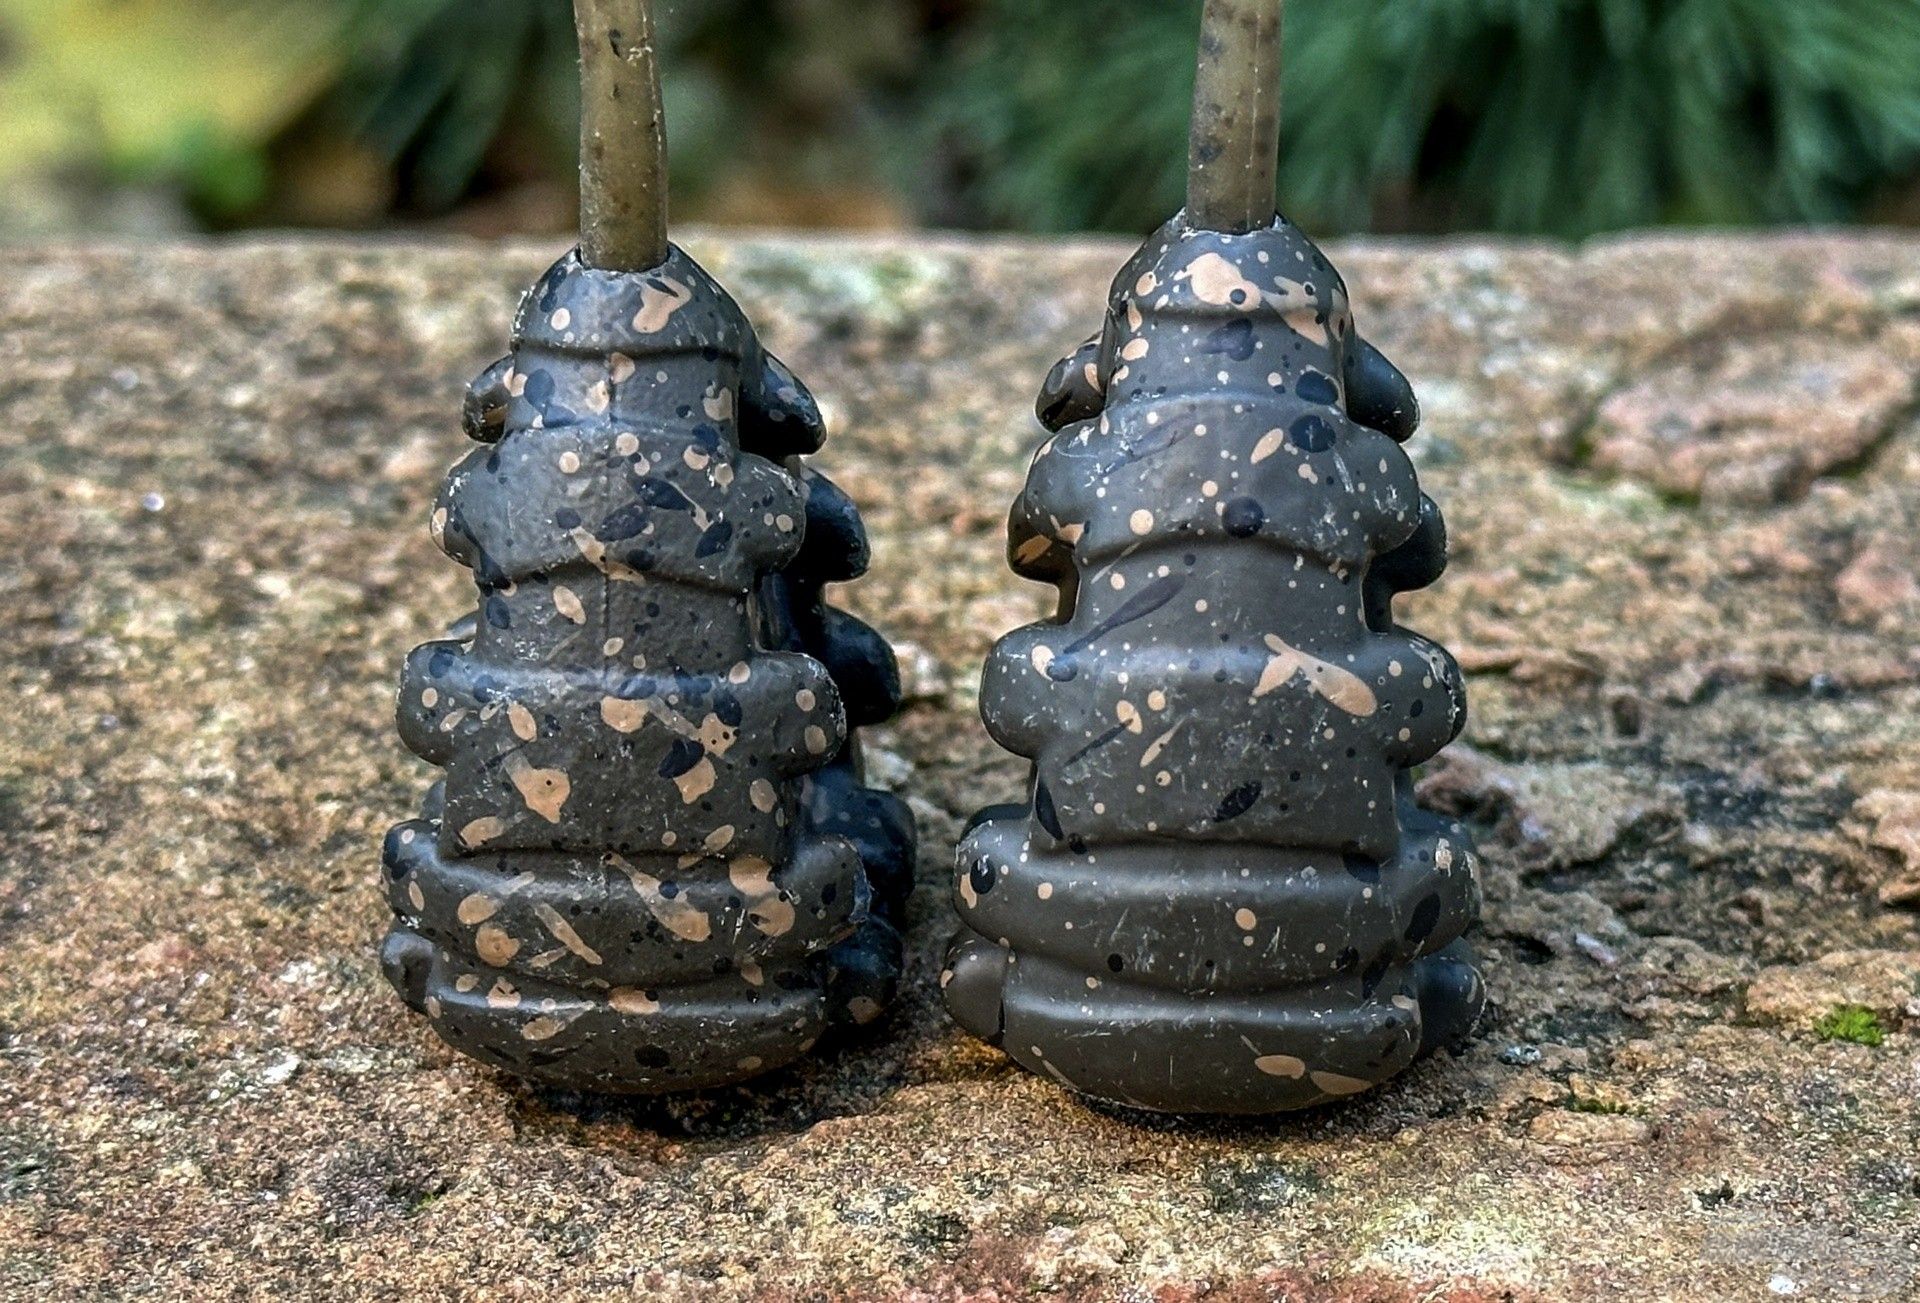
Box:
(2, 232), (1919, 1300)
(1745, 949), (1920, 1029)
(1587, 324), (1920, 505)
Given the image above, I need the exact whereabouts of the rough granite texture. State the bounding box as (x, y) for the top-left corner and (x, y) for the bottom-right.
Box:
(1, 231), (1918, 1301)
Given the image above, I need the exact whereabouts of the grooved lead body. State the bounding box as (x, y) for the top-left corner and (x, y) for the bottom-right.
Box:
(381, 247), (913, 1092)
(943, 214), (1486, 1113)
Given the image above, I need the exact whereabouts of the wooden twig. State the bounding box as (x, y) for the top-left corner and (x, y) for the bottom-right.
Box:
(574, 0), (669, 270)
(1187, 0), (1283, 233)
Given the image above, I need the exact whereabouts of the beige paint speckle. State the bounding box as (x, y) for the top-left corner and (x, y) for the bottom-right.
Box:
(1254, 1053), (1306, 1079)
(507, 702), (538, 741)
(1185, 253), (1263, 311)
(632, 277), (693, 332)
(673, 755), (717, 805)
(730, 857), (794, 938)
(520, 1014), (566, 1041)
(531, 902), (602, 965)
(1253, 635), (1378, 716)
(506, 756), (570, 822)
(609, 986), (660, 1015)
(614, 856), (712, 943)
(475, 925), (520, 967)
(1310, 1071), (1374, 1096)
(600, 696), (648, 733)
(456, 893), (499, 925)
(457, 816), (507, 849)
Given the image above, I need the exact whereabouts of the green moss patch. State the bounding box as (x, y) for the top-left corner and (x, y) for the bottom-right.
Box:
(1814, 1005), (1886, 1047)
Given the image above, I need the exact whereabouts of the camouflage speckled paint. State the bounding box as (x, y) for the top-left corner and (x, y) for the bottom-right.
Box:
(380, 246), (913, 1092)
(942, 210), (1486, 1114)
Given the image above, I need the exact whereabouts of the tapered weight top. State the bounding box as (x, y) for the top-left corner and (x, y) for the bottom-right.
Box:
(1188, 0), (1283, 234)
(575, 0), (670, 271)
(943, 0), (1486, 1114)
(378, 0), (914, 1093)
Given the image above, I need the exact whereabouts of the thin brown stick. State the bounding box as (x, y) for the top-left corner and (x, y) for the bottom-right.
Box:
(574, 0), (669, 270)
(1187, 0), (1283, 233)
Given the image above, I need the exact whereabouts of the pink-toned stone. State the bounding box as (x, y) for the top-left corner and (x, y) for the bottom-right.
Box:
(1588, 328), (1920, 505)
(1849, 789), (1920, 906)
(1834, 540), (1920, 630)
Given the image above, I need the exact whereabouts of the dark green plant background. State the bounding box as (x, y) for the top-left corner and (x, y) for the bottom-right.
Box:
(10, 0), (1920, 237)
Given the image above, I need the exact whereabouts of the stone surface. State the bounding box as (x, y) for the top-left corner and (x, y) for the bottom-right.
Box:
(1745, 950), (1920, 1030)
(1, 231), (1918, 1300)
(1850, 787), (1920, 906)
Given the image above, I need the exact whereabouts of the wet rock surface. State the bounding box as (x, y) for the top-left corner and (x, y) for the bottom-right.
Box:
(1, 232), (1917, 1300)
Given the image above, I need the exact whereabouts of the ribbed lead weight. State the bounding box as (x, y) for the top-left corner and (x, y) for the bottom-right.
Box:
(378, 0), (912, 1093)
(942, 0), (1485, 1114)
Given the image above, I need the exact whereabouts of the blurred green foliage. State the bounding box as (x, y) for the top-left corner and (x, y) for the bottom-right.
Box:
(942, 0), (1920, 235)
(320, 0), (919, 211)
(326, 0), (579, 212)
(4, 0), (1919, 236)
(0, 0), (340, 227)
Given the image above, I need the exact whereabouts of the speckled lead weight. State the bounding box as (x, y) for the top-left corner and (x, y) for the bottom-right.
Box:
(379, 245), (913, 1093)
(942, 210), (1487, 1114)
